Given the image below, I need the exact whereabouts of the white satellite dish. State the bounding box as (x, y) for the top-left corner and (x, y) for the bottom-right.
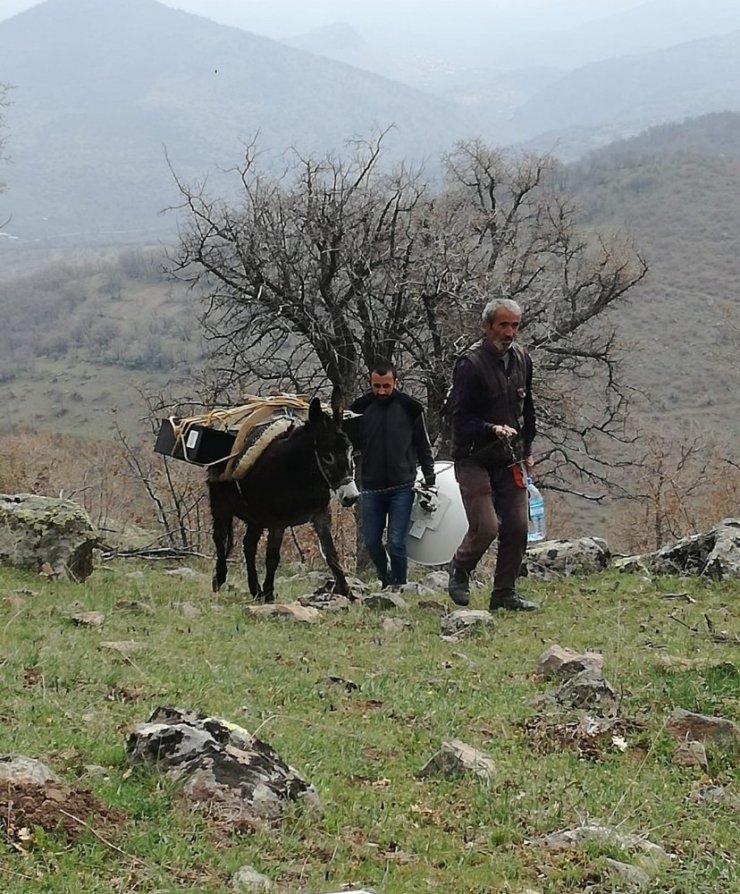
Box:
(406, 460), (468, 566)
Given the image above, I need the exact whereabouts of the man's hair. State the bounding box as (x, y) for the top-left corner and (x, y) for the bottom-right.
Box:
(370, 359), (397, 379)
(481, 297), (522, 323)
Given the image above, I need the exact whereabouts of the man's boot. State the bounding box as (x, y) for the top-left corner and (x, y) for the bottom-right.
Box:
(448, 561), (471, 606)
(489, 588), (539, 612)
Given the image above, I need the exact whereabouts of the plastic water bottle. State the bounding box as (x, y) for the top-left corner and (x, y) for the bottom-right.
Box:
(527, 476), (546, 542)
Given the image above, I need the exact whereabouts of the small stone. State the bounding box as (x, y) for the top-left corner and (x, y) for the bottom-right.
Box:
(605, 858), (650, 887)
(675, 740), (708, 769)
(71, 611), (105, 628)
(418, 739), (495, 781)
(231, 865), (274, 892)
(538, 644), (604, 680)
(441, 609), (494, 637)
(383, 617), (412, 633)
(244, 603), (320, 623)
(666, 708), (740, 745)
(0, 755), (61, 785)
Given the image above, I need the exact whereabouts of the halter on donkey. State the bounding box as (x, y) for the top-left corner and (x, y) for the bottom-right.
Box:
(207, 387), (359, 601)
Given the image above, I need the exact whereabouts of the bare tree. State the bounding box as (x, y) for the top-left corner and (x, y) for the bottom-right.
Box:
(170, 134), (648, 490)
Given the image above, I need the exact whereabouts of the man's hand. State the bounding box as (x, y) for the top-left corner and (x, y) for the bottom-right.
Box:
(490, 424), (518, 438)
(415, 483), (439, 514)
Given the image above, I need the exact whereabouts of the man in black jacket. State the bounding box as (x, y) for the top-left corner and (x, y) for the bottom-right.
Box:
(447, 298), (539, 612)
(350, 361), (436, 588)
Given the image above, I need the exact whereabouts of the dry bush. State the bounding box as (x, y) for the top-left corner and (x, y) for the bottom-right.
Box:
(609, 435), (740, 554)
(0, 428), (208, 550)
(0, 428), (360, 568)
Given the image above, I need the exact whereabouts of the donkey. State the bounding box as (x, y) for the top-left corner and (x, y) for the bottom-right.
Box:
(207, 388), (359, 600)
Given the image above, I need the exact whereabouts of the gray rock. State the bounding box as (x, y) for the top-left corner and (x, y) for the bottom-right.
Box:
(127, 706), (320, 826)
(298, 592), (352, 612)
(538, 645), (604, 680)
(441, 609), (494, 637)
(532, 823), (669, 859)
(0, 754), (60, 785)
(675, 740), (708, 769)
(548, 668), (618, 715)
(231, 865), (274, 892)
(605, 858), (651, 887)
(420, 570), (449, 591)
(164, 566), (203, 578)
(178, 602), (201, 619)
(70, 611), (105, 628)
(648, 518), (740, 579)
(666, 708), (740, 745)
(383, 617), (412, 633)
(0, 493), (98, 581)
(244, 602), (321, 623)
(690, 785), (740, 809)
(418, 739), (496, 781)
(613, 555), (651, 575)
(522, 537), (610, 579)
(361, 591), (408, 611)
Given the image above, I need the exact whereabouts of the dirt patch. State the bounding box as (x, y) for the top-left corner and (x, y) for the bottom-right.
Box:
(520, 716), (646, 761)
(1, 781), (126, 848)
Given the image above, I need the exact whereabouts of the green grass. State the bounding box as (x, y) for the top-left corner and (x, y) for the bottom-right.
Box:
(0, 560), (738, 893)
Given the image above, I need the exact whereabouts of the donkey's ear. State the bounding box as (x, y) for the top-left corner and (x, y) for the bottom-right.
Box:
(308, 396), (324, 425)
(330, 386), (345, 425)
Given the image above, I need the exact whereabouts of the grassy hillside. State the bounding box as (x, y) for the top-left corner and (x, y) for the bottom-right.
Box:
(0, 245), (206, 438)
(568, 113), (740, 440)
(0, 558), (737, 892)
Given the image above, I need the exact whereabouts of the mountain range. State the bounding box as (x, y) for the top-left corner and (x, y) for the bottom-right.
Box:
(3, 0), (740, 242)
(0, 0), (474, 243)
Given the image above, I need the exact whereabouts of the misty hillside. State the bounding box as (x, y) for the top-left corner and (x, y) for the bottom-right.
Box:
(568, 112), (740, 436)
(513, 30), (740, 154)
(2, 113), (739, 446)
(0, 0), (475, 243)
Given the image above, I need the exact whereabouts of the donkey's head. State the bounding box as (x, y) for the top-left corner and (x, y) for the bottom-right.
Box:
(307, 387), (359, 507)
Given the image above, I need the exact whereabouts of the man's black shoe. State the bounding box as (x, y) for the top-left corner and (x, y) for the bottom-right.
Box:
(489, 589), (539, 612)
(448, 561), (470, 606)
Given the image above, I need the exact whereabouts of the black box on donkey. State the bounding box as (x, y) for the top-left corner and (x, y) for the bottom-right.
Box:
(154, 419), (236, 466)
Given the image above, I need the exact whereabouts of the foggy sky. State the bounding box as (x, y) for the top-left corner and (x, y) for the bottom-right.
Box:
(0, 0), (647, 34)
(1, 0), (739, 71)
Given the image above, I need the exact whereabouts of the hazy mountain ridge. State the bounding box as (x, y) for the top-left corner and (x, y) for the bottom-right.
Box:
(0, 0), (475, 242)
(511, 29), (740, 151)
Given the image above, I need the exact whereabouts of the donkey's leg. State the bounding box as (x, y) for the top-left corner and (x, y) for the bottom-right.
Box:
(211, 507), (234, 593)
(261, 526), (285, 603)
(242, 523), (264, 599)
(312, 507), (351, 598)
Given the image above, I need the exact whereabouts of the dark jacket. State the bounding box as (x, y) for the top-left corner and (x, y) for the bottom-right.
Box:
(449, 339), (536, 464)
(348, 390), (436, 491)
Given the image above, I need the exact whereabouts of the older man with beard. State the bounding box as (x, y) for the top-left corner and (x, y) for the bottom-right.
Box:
(446, 298), (539, 612)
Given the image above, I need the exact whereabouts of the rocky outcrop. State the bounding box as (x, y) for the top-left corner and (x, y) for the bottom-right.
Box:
(647, 518), (740, 579)
(126, 706), (319, 828)
(0, 493), (98, 581)
(522, 537), (610, 579)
